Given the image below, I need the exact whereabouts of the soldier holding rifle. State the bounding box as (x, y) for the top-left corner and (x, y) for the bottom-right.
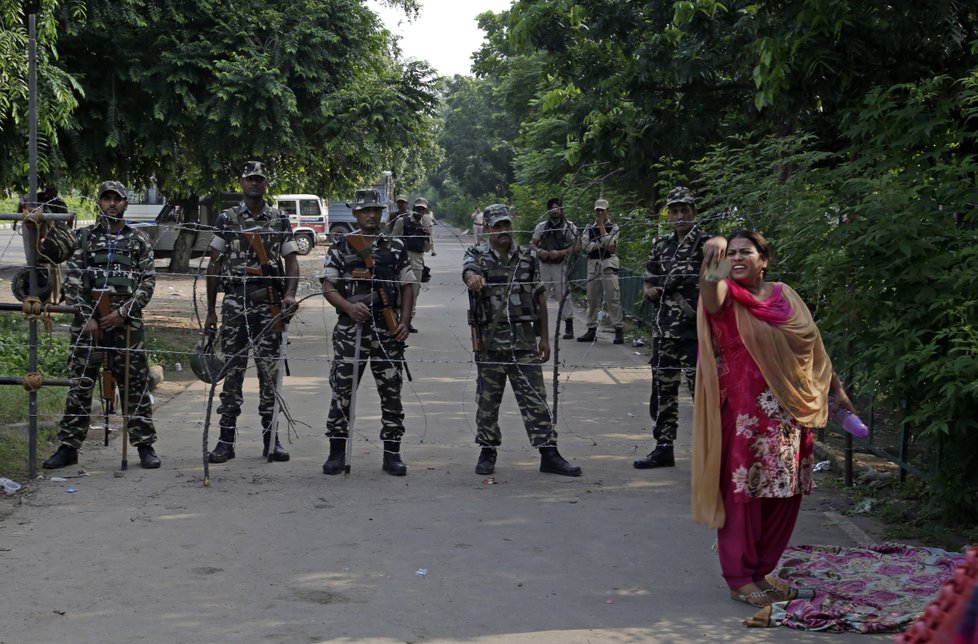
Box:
(205, 161), (299, 464)
(321, 189), (415, 476)
(463, 204), (582, 478)
(44, 181), (160, 470)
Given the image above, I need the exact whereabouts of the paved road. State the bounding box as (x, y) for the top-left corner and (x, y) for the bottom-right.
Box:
(0, 229), (28, 268)
(0, 224), (888, 642)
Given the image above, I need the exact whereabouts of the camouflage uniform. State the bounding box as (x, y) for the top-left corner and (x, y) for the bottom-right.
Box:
(324, 233), (415, 440)
(643, 226), (711, 445)
(531, 216), (577, 321)
(211, 202), (298, 435)
(580, 219), (623, 330)
(57, 221), (156, 448)
(463, 242), (556, 447)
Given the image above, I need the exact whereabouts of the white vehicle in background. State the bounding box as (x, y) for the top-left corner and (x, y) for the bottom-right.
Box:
(273, 194), (329, 255)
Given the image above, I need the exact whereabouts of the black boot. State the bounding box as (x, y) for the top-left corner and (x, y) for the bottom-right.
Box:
(42, 444), (78, 469)
(614, 328), (625, 344)
(381, 440), (407, 476)
(475, 447), (497, 475)
(262, 432), (290, 462)
(207, 427), (236, 463)
(539, 446), (582, 477)
(563, 319), (574, 340)
(137, 444), (161, 469)
(576, 327), (596, 342)
(322, 438), (346, 475)
(633, 444), (675, 469)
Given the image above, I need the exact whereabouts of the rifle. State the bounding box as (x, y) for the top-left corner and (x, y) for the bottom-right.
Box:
(242, 230), (285, 333)
(93, 289), (116, 446)
(467, 289), (481, 354)
(345, 233), (398, 335)
(344, 234), (411, 382)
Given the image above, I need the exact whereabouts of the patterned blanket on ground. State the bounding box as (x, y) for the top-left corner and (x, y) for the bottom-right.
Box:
(747, 544), (966, 632)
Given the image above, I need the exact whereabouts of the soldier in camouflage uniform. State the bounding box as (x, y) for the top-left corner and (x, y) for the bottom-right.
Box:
(43, 181), (160, 470)
(463, 204), (582, 477)
(321, 189), (415, 476)
(530, 197), (579, 340)
(635, 186), (712, 469)
(205, 161), (300, 464)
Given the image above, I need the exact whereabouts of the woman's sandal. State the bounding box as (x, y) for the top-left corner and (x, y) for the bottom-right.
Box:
(730, 588), (775, 608)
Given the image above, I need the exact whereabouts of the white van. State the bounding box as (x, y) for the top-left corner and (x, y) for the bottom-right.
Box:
(273, 194), (329, 255)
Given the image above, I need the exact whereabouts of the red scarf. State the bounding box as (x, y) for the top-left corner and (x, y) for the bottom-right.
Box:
(725, 279), (793, 325)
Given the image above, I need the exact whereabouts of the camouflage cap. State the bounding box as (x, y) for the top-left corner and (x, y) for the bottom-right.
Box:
(395, 194), (409, 204)
(484, 204), (512, 227)
(241, 160), (267, 179)
(594, 198), (609, 211)
(665, 186), (695, 207)
(413, 197), (429, 210)
(98, 180), (128, 200)
(352, 188), (384, 211)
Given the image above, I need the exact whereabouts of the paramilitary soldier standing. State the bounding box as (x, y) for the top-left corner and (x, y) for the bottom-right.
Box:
(530, 197), (579, 339)
(635, 186), (711, 469)
(577, 198), (625, 344)
(321, 189), (415, 476)
(463, 204), (582, 477)
(44, 181), (160, 470)
(205, 161), (299, 464)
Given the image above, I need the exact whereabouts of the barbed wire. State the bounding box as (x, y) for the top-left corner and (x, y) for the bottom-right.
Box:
(0, 203), (816, 464)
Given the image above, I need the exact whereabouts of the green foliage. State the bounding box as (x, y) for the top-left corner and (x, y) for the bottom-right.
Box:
(0, 315), (70, 460)
(2, 0), (439, 202)
(428, 75), (519, 203)
(0, 0), (85, 189)
(0, 315), (69, 379)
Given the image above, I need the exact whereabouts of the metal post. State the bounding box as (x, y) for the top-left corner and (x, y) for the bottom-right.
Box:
(26, 13), (40, 480)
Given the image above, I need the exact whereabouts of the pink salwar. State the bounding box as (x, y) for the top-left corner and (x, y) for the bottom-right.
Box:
(718, 411), (804, 589)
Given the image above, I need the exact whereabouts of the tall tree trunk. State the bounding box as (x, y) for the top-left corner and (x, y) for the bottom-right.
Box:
(168, 197), (199, 274)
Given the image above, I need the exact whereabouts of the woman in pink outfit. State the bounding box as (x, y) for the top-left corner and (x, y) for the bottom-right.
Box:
(691, 230), (857, 608)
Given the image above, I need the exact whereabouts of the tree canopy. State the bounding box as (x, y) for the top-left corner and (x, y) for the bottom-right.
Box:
(2, 0), (438, 199)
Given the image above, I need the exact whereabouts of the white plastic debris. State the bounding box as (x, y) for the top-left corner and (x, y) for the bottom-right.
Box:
(0, 477), (22, 494)
(854, 497), (874, 513)
(415, 568), (428, 577)
(813, 460), (832, 472)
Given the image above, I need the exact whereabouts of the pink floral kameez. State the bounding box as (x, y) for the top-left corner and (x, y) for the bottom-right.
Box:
(708, 288), (815, 502)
